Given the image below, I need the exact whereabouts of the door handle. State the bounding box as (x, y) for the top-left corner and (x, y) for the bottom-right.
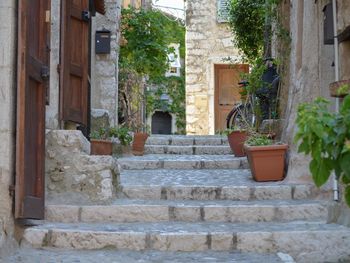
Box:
(41, 65), (50, 80)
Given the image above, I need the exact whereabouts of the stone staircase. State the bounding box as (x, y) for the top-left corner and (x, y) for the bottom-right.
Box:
(21, 135), (350, 263)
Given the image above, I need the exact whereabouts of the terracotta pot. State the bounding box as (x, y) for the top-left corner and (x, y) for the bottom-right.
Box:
(132, 132), (149, 156)
(329, 79), (350, 98)
(91, 139), (113, 155)
(244, 144), (288, 182)
(227, 131), (247, 157)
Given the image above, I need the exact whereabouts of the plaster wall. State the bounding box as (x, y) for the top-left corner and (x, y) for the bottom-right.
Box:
(282, 0), (335, 184)
(0, 0), (17, 254)
(91, 0), (121, 127)
(185, 0), (240, 135)
(46, 0), (61, 130)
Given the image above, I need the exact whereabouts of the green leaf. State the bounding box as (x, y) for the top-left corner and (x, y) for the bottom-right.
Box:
(345, 185), (350, 207)
(340, 153), (350, 178)
(310, 159), (332, 187)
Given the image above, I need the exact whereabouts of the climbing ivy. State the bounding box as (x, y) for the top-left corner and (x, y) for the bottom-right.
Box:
(119, 7), (186, 132)
(228, 0), (288, 62)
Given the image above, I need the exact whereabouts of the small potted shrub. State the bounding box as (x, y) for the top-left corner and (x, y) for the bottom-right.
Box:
(224, 128), (248, 157)
(132, 128), (149, 156)
(90, 128), (113, 155)
(295, 95), (350, 206)
(329, 80), (350, 98)
(244, 133), (288, 182)
(109, 126), (133, 156)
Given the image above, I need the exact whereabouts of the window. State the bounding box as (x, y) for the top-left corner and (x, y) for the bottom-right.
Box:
(217, 0), (230, 23)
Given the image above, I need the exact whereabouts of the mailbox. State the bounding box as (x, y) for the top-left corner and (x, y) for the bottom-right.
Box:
(323, 3), (334, 45)
(95, 30), (111, 54)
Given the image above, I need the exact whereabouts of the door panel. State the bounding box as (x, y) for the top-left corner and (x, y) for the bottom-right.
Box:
(214, 64), (249, 131)
(16, 0), (50, 219)
(61, 0), (89, 125)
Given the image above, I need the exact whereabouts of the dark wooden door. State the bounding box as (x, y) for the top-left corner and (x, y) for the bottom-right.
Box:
(60, 0), (89, 126)
(152, 112), (172, 134)
(214, 64), (249, 131)
(16, 0), (50, 219)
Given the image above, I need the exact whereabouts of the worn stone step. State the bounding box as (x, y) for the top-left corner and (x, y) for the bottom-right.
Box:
(45, 200), (328, 224)
(146, 135), (229, 146)
(120, 169), (319, 201)
(144, 145), (232, 155)
(118, 154), (248, 170)
(22, 221), (350, 262)
(2, 248), (287, 263)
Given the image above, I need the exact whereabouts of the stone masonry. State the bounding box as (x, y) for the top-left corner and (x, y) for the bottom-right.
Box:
(186, 0), (241, 135)
(0, 0), (18, 256)
(91, 0), (121, 127)
(19, 135), (350, 262)
(45, 130), (120, 203)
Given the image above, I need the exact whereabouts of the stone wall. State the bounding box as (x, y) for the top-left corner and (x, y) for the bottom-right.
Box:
(91, 0), (121, 127)
(280, 0), (350, 224)
(185, 0), (240, 135)
(0, 1), (17, 254)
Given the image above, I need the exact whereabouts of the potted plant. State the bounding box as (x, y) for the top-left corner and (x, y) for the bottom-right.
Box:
(224, 128), (248, 157)
(244, 133), (288, 182)
(90, 128), (113, 155)
(329, 79), (350, 98)
(132, 127), (149, 156)
(109, 126), (133, 156)
(295, 95), (350, 206)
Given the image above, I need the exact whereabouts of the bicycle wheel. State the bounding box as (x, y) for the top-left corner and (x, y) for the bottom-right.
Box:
(231, 103), (255, 129)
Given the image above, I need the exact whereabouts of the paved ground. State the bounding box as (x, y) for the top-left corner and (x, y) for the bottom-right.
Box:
(1, 248), (286, 263)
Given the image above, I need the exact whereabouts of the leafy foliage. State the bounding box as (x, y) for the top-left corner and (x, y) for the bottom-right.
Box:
(228, 0), (286, 62)
(245, 133), (273, 146)
(295, 95), (350, 206)
(119, 7), (186, 133)
(109, 126), (133, 146)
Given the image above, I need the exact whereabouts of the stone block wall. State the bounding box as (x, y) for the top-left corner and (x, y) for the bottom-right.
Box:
(337, 0), (350, 80)
(0, 1), (17, 254)
(91, 0), (121, 127)
(185, 0), (240, 135)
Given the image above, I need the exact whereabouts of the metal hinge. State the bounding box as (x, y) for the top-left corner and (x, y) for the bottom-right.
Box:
(82, 10), (91, 22)
(9, 185), (15, 197)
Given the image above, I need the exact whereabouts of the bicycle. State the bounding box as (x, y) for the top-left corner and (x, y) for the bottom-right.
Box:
(226, 80), (256, 130)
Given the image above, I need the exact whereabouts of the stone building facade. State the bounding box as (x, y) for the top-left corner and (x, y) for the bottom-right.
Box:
(0, 0), (17, 255)
(279, 0), (350, 224)
(47, 0), (120, 129)
(185, 0), (241, 135)
(0, 1), (121, 255)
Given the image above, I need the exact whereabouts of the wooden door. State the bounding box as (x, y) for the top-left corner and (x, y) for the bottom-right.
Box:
(16, 0), (50, 219)
(60, 0), (89, 126)
(214, 64), (249, 131)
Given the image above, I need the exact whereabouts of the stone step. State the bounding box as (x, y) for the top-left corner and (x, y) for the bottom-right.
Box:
(118, 155), (248, 170)
(2, 248), (287, 263)
(45, 200), (328, 224)
(22, 221), (350, 262)
(120, 169), (319, 201)
(146, 135), (229, 146)
(144, 145), (232, 155)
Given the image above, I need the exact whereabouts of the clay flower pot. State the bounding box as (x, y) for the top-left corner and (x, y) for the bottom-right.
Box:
(329, 79), (350, 98)
(244, 144), (288, 182)
(91, 139), (113, 155)
(227, 131), (248, 157)
(132, 132), (149, 156)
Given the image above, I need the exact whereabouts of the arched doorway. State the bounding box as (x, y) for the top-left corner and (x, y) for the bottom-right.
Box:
(151, 111), (172, 134)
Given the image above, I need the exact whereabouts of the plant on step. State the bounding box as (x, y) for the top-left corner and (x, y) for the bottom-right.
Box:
(244, 132), (288, 182)
(245, 132), (273, 146)
(109, 126), (133, 146)
(90, 128), (110, 141)
(295, 95), (350, 206)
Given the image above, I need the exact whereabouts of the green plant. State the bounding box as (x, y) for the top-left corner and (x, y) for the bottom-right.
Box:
(90, 128), (110, 141)
(245, 133), (273, 146)
(295, 95), (350, 206)
(337, 84), (350, 96)
(110, 127), (133, 146)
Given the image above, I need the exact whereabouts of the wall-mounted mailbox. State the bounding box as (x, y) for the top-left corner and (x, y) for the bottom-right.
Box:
(323, 3), (334, 45)
(96, 30), (111, 54)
